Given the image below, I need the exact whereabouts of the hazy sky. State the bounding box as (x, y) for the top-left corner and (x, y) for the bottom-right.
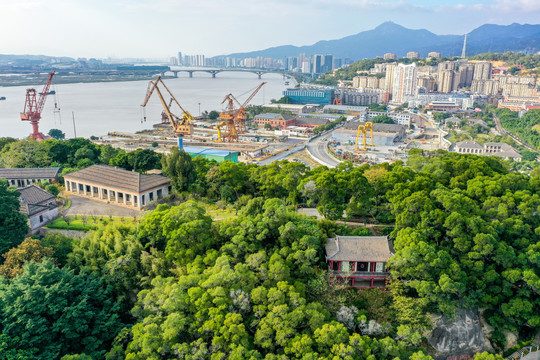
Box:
(1, 0), (540, 59)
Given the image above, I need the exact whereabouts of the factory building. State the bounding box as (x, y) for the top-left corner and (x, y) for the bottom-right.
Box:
(332, 121), (406, 146)
(183, 146), (239, 163)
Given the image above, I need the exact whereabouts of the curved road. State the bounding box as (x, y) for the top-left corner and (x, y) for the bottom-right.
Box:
(307, 131), (341, 168)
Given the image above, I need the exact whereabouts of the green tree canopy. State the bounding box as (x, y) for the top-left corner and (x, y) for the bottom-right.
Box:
(0, 179), (29, 254)
(0, 260), (123, 360)
(160, 147), (195, 192)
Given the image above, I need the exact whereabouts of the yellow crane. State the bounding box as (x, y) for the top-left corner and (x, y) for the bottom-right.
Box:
(355, 122), (374, 151)
(141, 76), (194, 147)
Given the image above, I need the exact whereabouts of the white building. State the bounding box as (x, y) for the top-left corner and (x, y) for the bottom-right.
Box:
(392, 63), (418, 104)
(18, 185), (58, 231)
(64, 165), (172, 209)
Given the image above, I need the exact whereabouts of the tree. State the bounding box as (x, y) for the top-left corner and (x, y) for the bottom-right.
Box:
(0, 238), (54, 278)
(371, 115), (394, 124)
(45, 184), (59, 196)
(0, 179), (29, 254)
(48, 129), (65, 140)
(0, 137), (17, 152)
(151, 141), (159, 148)
(160, 147), (195, 192)
(68, 224), (169, 305)
(0, 260), (123, 360)
(0, 139), (52, 168)
(41, 232), (73, 267)
(208, 110), (220, 120)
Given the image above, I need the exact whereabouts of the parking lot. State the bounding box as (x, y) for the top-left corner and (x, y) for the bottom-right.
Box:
(64, 195), (140, 217)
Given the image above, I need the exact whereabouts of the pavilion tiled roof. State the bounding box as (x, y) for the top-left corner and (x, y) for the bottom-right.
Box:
(0, 167), (60, 180)
(64, 165), (170, 194)
(325, 236), (393, 262)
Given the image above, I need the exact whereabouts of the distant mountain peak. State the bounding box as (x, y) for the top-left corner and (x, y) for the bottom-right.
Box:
(219, 22), (540, 61)
(374, 21), (404, 30)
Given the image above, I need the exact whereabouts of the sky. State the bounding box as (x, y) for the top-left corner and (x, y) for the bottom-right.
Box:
(1, 0), (540, 59)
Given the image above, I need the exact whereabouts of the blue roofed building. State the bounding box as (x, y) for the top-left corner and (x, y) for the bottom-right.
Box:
(182, 146), (239, 163)
(283, 88), (335, 105)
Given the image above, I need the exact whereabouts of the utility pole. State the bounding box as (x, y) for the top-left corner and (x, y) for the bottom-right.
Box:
(72, 111), (77, 138)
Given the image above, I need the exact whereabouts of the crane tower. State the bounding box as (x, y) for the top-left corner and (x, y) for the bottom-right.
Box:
(20, 71), (56, 141)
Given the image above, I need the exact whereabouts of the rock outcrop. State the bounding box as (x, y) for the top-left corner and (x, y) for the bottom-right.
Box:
(428, 309), (492, 359)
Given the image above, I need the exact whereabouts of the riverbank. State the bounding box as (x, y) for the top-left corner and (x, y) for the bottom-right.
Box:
(0, 74), (166, 87)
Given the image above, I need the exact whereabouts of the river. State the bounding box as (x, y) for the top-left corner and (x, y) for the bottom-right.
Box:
(0, 72), (288, 139)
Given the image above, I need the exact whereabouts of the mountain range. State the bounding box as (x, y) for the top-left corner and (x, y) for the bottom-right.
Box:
(217, 22), (540, 60)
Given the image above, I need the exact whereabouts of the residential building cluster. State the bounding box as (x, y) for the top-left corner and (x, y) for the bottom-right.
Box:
(176, 50), (352, 73)
(349, 57), (540, 111)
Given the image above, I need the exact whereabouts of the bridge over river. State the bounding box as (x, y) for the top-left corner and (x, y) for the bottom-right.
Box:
(161, 68), (287, 79)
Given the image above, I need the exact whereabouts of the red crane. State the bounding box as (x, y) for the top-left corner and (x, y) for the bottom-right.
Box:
(20, 71), (56, 141)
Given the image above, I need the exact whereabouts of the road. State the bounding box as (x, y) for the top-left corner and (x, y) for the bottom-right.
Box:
(257, 139), (306, 166)
(306, 131), (341, 168)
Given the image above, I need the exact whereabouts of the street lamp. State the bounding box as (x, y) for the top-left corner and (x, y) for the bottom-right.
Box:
(198, 103), (201, 116)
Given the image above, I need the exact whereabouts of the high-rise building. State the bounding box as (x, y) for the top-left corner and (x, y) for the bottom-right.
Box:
(459, 64), (475, 87)
(169, 57), (179, 66)
(438, 61), (457, 72)
(392, 63), (418, 103)
(312, 55), (323, 74)
(334, 58), (342, 69)
(417, 76), (436, 92)
(428, 52), (441, 58)
(473, 62), (492, 81)
(384, 53), (397, 60)
(385, 62), (398, 93)
(438, 70), (459, 93)
(323, 54), (334, 73)
(302, 61), (311, 74)
(471, 80), (500, 95)
(177, 52), (183, 65)
(407, 51), (420, 59)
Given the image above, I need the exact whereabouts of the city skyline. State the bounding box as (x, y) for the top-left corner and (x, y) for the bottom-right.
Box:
(1, 0), (540, 58)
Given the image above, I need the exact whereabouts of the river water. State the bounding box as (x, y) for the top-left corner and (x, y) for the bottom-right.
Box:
(0, 72), (287, 139)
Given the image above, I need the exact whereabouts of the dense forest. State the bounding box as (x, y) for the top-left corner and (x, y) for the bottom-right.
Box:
(0, 137), (538, 359)
(496, 108), (540, 150)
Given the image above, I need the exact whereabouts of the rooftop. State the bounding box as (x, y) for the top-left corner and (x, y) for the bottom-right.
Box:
(183, 145), (239, 157)
(254, 113), (282, 120)
(296, 117), (330, 126)
(325, 236), (393, 262)
(18, 185), (56, 216)
(0, 167), (61, 180)
(64, 165), (170, 194)
(456, 141), (483, 149)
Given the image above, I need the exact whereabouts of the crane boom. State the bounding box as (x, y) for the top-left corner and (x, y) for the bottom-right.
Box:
(20, 71), (55, 141)
(141, 76), (193, 137)
(36, 71), (55, 114)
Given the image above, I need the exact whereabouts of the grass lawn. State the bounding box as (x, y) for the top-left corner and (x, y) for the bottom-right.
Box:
(46, 215), (138, 231)
(206, 208), (238, 220)
(200, 203), (238, 221)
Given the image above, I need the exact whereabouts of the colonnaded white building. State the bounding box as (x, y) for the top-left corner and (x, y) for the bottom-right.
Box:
(64, 165), (171, 209)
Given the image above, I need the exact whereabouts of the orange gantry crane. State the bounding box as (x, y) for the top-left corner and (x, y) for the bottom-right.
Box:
(141, 76), (194, 148)
(20, 71), (56, 141)
(217, 82), (266, 142)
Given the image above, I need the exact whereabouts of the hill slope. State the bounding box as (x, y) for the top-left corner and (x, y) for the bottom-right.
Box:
(218, 22), (540, 60)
